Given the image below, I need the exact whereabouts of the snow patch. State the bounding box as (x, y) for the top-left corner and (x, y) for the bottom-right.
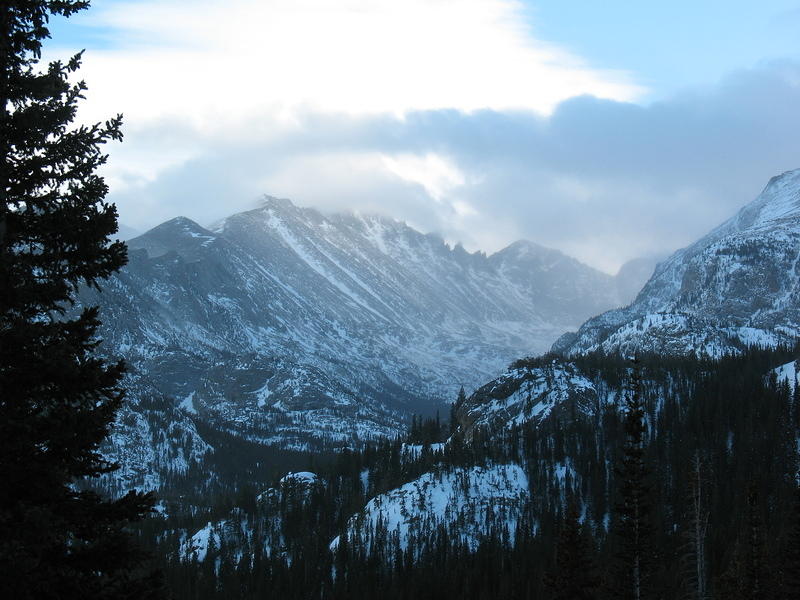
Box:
(179, 391), (198, 415)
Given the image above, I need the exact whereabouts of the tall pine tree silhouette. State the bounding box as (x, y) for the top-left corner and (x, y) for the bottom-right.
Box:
(681, 451), (710, 600)
(610, 357), (654, 600)
(0, 1), (162, 597)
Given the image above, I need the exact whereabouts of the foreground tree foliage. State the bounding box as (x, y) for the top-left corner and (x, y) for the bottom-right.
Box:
(0, 1), (161, 597)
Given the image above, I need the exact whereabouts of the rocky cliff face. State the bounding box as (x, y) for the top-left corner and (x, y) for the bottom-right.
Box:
(554, 169), (800, 357)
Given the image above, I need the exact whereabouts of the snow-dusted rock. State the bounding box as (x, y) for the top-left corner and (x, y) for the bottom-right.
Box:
(331, 464), (529, 554)
(100, 375), (212, 492)
(555, 169), (800, 358)
(456, 359), (599, 438)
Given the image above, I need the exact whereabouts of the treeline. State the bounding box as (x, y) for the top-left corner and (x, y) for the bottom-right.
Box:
(140, 346), (800, 599)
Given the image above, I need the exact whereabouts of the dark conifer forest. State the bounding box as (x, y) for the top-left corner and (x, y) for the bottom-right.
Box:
(124, 347), (800, 599)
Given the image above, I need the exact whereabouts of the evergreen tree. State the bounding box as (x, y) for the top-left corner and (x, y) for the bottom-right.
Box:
(744, 484), (767, 600)
(544, 502), (600, 600)
(610, 358), (654, 600)
(782, 485), (800, 599)
(450, 386), (466, 436)
(716, 543), (746, 600)
(0, 1), (161, 597)
(681, 451), (710, 600)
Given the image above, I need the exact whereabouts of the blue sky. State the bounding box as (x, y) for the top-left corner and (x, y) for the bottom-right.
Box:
(43, 0), (800, 272)
(524, 0), (800, 97)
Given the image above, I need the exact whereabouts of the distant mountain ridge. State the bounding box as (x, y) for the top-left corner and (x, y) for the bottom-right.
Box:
(81, 195), (648, 480)
(554, 168), (800, 357)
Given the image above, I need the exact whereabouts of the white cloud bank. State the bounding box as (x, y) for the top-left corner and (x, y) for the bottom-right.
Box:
(67, 0), (642, 127)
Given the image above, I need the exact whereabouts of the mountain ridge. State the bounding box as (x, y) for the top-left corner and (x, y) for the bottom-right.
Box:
(82, 194), (649, 486)
(554, 168), (800, 357)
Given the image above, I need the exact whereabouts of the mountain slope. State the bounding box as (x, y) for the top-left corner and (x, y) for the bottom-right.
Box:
(554, 169), (800, 357)
(82, 196), (633, 466)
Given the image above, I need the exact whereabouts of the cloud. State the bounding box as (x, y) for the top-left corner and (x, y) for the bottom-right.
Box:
(102, 61), (800, 273)
(44, 3), (800, 272)
(381, 154), (470, 202)
(54, 0), (642, 127)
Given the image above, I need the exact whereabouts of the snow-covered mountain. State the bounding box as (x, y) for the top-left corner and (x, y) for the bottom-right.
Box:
(554, 169), (800, 357)
(85, 196), (639, 460)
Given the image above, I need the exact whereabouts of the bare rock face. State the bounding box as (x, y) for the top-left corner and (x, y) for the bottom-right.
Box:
(554, 169), (800, 358)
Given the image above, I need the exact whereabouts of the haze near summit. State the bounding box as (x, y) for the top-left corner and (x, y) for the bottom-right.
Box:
(50, 0), (800, 272)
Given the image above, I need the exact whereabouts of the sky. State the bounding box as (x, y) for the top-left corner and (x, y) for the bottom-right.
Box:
(46, 0), (800, 272)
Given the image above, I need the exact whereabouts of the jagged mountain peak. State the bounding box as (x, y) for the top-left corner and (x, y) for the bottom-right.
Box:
(139, 215), (209, 236)
(257, 194), (295, 209)
(128, 216), (218, 259)
(207, 196), (609, 280)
